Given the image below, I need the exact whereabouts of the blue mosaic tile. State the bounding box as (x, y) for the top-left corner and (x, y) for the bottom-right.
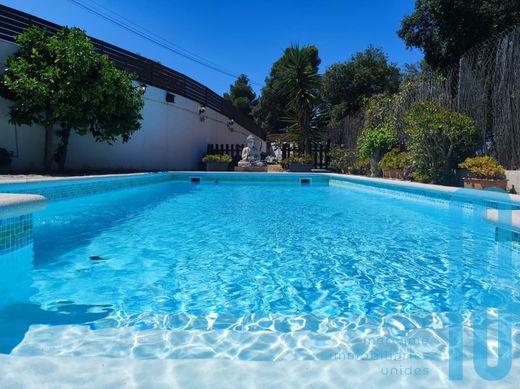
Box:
(0, 214), (32, 255)
(0, 173), (173, 201)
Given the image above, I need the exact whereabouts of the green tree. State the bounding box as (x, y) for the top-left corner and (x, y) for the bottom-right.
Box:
(223, 74), (256, 116)
(398, 0), (520, 70)
(405, 102), (478, 183)
(253, 45), (321, 134)
(401, 60), (435, 81)
(358, 94), (398, 176)
(276, 45), (321, 155)
(322, 46), (400, 124)
(1, 26), (144, 171)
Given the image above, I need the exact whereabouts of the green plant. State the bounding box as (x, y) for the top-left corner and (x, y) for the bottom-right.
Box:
(398, 0), (520, 70)
(322, 46), (400, 121)
(458, 156), (506, 179)
(265, 155), (278, 164)
(202, 154), (232, 163)
(378, 149), (413, 170)
(223, 74), (256, 116)
(358, 125), (397, 159)
(352, 158), (370, 175)
(329, 146), (357, 173)
(281, 154), (313, 168)
(253, 46), (321, 137)
(0, 26), (144, 171)
(357, 94), (399, 177)
(405, 102), (478, 184)
(276, 45), (321, 155)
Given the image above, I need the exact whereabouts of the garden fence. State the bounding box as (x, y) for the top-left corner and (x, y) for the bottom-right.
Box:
(206, 144), (244, 163)
(329, 24), (520, 169)
(280, 142), (331, 169)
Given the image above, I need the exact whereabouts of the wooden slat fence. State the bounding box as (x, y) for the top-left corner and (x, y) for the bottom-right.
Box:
(0, 4), (266, 140)
(280, 142), (331, 169)
(207, 144), (244, 165)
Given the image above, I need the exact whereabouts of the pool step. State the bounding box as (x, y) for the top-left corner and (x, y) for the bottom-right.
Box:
(11, 324), (450, 361)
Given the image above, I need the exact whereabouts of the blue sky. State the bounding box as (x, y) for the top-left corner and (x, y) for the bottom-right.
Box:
(1, 0), (423, 95)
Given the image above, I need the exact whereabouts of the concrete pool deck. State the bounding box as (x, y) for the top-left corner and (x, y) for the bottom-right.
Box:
(0, 193), (47, 219)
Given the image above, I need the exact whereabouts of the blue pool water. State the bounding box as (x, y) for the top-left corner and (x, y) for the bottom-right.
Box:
(1, 179), (519, 359)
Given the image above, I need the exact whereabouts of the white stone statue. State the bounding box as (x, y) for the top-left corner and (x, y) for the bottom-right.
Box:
(238, 135), (267, 167)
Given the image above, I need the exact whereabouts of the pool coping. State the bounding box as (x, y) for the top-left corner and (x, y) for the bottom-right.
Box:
(0, 171), (172, 186)
(325, 173), (520, 205)
(0, 171), (520, 222)
(0, 193), (47, 219)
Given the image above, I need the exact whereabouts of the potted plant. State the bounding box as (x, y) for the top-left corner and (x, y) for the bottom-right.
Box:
(458, 156), (507, 190)
(202, 154), (232, 171)
(378, 149), (412, 179)
(0, 147), (13, 173)
(281, 154), (314, 172)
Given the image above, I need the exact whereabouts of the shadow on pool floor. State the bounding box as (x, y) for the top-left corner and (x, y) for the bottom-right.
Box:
(0, 302), (112, 354)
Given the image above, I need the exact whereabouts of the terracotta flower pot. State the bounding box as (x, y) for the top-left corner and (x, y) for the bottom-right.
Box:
(288, 162), (313, 172)
(383, 168), (404, 180)
(463, 177), (508, 190)
(205, 162), (230, 171)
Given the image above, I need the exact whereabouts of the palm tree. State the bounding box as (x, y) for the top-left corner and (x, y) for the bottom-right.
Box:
(277, 45), (321, 155)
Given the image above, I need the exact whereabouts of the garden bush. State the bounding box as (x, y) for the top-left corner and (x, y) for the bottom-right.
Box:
(329, 146), (358, 173)
(352, 158), (371, 175)
(358, 125), (397, 160)
(378, 149), (412, 170)
(405, 102), (478, 184)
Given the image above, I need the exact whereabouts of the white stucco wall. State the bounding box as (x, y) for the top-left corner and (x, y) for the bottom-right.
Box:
(0, 40), (263, 172)
(506, 171), (520, 193)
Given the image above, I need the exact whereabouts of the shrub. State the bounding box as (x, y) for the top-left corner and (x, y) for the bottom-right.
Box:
(202, 154), (232, 163)
(265, 155), (278, 164)
(378, 149), (413, 170)
(358, 125), (397, 160)
(405, 102), (478, 184)
(352, 158), (370, 175)
(281, 154), (313, 168)
(459, 156), (506, 179)
(329, 146), (357, 173)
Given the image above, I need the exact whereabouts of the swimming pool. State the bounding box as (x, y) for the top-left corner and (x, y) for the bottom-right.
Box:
(0, 173), (519, 364)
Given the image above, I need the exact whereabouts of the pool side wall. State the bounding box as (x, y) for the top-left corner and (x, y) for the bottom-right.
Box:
(1, 171), (520, 206)
(1, 171), (520, 255)
(0, 193), (46, 305)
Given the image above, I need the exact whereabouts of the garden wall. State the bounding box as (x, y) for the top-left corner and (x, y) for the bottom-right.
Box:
(0, 40), (263, 172)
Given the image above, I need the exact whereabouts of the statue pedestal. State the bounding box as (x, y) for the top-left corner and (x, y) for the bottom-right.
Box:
(234, 166), (268, 172)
